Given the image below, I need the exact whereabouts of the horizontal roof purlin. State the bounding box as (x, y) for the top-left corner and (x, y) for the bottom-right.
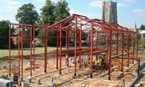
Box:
(10, 14), (136, 34)
(45, 14), (136, 34)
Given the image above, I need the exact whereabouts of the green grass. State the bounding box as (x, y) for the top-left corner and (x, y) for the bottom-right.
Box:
(0, 46), (144, 59)
(0, 46), (74, 58)
(0, 47), (56, 58)
(0, 56), (8, 59)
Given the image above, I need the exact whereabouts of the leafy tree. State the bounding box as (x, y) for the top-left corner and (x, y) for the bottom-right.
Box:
(139, 38), (145, 49)
(39, 0), (70, 46)
(55, 0), (70, 22)
(40, 0), (55, 25)
(0, 20), (15, 49)
(140, 24), (145, 30)
(54, 0), (70, 46)
(16, 3), (39, 24)
(38, 0), (55, 46)
(16, 3), (39, 44)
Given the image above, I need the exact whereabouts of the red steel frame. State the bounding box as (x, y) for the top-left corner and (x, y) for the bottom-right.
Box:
(9, 14), (140, 80)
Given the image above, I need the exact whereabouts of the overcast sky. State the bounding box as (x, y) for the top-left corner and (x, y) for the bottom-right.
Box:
(0, 0), (145, 28)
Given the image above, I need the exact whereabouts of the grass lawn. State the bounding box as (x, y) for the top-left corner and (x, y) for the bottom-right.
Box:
(0, 56), (8, 59)
(0, 47), (144, 59)
(0, 47), (56, 57)
(0, 46), (75, 58)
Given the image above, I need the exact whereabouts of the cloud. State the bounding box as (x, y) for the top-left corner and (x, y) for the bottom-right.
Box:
(0, 0), (22, 12)
(124, 0), (137, 4)
(36, 0), (59, 3)
(132, 9), (145, 16)
(70, 9), (99, 19)
(117, 3), (127, 7)
(119, 20), (134, 28)
(37, 0), (45, 3)
(89, 0), (138, 8)
(89, 0), (125, 8)
(89, 0), (103, 7)
(0, 0), (22, 22)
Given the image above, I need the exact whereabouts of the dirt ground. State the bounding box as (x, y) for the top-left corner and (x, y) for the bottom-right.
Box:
(0, 54), (139, 87)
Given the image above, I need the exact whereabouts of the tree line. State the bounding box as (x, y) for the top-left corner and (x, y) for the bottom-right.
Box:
(0, 0), (70, 48)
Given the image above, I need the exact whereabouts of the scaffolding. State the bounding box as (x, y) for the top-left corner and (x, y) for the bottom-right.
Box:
(9, 14), (140, 80)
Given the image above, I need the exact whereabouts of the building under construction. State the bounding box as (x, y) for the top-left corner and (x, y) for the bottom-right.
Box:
(6, 13), (141, 86)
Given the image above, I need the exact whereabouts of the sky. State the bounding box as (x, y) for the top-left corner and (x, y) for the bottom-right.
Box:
(0, 0), (145, 28)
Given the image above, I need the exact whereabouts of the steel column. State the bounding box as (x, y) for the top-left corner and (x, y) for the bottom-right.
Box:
(74, 16), (77, 76)
(90, 25), (93, 78)
(30, 26), (32, 76)
(18, 25), (21, 75)
(59, 23), (62, 75)
(127, 34), (130, 67)
(121, 33), (124, 71)
(136, 33), (138, 57)
(116, 33), (119, 55)
(8, 23), (11, 76)
(108, 30), (112, 80)
(56, 29), (59, 69)
(21, 25), (23, 76)
(33, 26), (36, 71)
(133, 34), (135, 64)
(44, 29), (48, 73)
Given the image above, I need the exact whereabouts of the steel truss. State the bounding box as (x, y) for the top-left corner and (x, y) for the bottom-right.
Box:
(9, 14), (140, 80)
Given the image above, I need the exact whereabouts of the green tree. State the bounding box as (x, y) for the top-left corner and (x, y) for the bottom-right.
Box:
(40, 0), (55, 25)
(16, 3), (39, 43)
(140, 24), (145, 30)
(16, 3), (39, 24)
(55, 0), (70, 22)
(54, 0), (70, 46)
(39, 0), (70, 46)
(38, 0), (55, 46)
(0, 20), (15, 49)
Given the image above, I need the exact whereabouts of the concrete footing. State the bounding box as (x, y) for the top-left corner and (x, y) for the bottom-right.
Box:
(80, 84), (85, 87)
(50, 77), (54, 87)
(4, 74), (9, 77)
(20, 76), (23, 82)
(36, 78), (41, 85)
(21, 82), (29, 87)
(26, 76), (32, 84)
(3, 65), (7, 69)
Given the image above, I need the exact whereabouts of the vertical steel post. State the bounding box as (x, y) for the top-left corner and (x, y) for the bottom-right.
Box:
(127, 34), (130, 67)
(74, 16), (77, 76)
(30, 26), (32, 76)
(116, 33), (119, 55)
(108, 30), (112, 80)
(18, 25), (21, 75)
(106, 32), (109, 65)
(136, 33), (138, 57)
(90, 25), (93, 78)
(9, 23), (11, 76)
(56, 29), (59, 69)
(44, 29), (48, 73)
(59, 23), (62, 75)
(133, 33), (135, 64)
(21, 25), (23, 76)
(138, 59), (140, 75)
(33, 26), (36, 71)
(121, 33), (124, 71)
